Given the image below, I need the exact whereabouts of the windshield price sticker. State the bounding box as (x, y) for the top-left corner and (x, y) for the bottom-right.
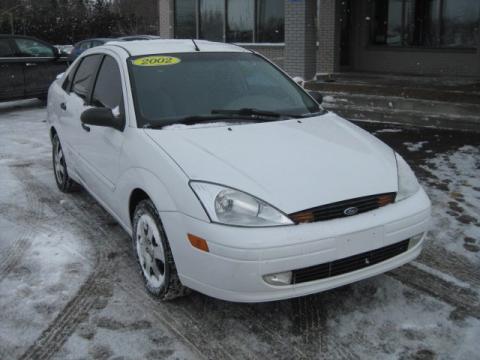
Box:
(132, 56), (181, 66)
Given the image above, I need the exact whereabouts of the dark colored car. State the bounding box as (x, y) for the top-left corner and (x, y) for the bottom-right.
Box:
(69, 38), (112, 61)
(0, 35), (68, 102)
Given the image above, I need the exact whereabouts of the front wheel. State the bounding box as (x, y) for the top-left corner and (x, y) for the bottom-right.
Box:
(52, 134), (79, 192)
(132, 199), (188, 301)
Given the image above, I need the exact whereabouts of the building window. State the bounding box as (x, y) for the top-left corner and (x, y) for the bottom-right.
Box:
(174, 0), (197, 39)
(173, 0), (284, 43)
(256, 0), (285, 43)
(371, 0), (479, 48)
(226, 0), (254, 43)
(199, 0), (225, 41)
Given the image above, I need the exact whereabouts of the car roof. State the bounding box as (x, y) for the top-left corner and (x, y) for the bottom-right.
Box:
(117, 35), (161, 40)
(0, 34), (43, 41)
(104, 39), (250, 56)
(76, 38), (111, 45)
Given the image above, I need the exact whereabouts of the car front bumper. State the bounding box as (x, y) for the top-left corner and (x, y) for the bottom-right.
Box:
(161, 188), (431, 302)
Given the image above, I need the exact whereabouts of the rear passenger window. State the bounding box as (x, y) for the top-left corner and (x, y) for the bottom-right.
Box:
(92, 56), (123, 112)
(72, 55), (101, 100)
(0, 39), (14, 57)
(62, 63), (78, 92)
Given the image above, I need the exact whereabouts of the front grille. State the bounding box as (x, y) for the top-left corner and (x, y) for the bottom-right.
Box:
(292, 239), (410, 284)
(289, 193), (396, 224)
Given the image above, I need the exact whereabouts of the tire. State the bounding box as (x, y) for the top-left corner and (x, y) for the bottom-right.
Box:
(52, 133), (79, 193)
(132, 199), (188, 301)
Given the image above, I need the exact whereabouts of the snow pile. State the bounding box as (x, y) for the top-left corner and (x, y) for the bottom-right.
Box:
(374, 128), (403, 134)
(162, 122), (250, 130)
(323, 95), (336, 103)
(292, 76), (305, 87)
(404, 141), (428, 152)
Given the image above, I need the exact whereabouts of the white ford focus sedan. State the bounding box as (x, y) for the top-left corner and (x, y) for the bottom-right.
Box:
(47, 40), (431, 302)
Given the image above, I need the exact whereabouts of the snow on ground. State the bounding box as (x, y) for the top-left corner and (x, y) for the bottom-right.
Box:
(1, 100), (479, 359)
(421, 145), (480, 263)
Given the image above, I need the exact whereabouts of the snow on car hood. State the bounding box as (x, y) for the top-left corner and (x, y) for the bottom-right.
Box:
(145, 112), (398, 214)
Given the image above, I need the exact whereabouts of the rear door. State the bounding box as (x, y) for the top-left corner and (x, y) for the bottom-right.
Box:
(12, 37), (67, 98)
(0, 37), (24, 100)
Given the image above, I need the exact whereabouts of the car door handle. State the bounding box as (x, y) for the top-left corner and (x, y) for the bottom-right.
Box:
(60, 102), (66, 111)
(25, 63), (37, 67)
(81, 122), (90, 132)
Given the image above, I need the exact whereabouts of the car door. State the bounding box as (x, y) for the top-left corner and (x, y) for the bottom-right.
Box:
(12, 37), (67, 98)
(58, 54), (103, 177)
(75, 54), (126, 207)
(0, 37), (24, 101)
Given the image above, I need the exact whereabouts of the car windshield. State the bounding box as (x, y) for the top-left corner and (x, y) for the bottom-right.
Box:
(128, 52), (321, 128)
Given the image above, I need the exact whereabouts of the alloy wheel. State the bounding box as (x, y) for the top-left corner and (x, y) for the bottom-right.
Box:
(135, 213), (166, 288)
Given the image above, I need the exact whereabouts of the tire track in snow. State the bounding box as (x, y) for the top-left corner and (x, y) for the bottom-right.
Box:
(419, 246), (480, 290)
(0, 238), (31, 282)
(0, 164), (44, 282)
(388, 264), (480, 319)
(13, 166), (115, 360)
(15, 165), (210, 360)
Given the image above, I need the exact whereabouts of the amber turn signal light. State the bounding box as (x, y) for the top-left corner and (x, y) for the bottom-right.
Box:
(378, 194), (395, 207)
(187, 234), (209, 252)
(290, 212), (315, 224)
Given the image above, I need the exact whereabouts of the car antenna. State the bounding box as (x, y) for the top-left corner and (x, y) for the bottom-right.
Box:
(192, 39), (200, 52)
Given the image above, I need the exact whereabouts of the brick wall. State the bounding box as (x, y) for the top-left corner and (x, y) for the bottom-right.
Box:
(317, 0), (340, 74)
(284, 0), (317, 79)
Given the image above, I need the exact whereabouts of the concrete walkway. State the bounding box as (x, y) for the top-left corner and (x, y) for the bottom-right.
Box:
(306, 73), (480, 132)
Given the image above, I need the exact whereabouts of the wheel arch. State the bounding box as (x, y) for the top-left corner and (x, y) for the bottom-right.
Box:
(116, 167), (209, 233)
(129, 188), (151, 223)
(116, 168), (179, 230)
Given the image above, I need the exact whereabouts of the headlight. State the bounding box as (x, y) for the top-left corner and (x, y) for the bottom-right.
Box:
(395, 153), (420, 202)
(190, 182), (294, 227)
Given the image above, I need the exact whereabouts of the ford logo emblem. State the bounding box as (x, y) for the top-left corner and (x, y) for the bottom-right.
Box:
(344, 207), (359, 216)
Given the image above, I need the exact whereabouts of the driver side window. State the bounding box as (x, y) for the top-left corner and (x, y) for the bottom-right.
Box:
(91, 56), (124, 116)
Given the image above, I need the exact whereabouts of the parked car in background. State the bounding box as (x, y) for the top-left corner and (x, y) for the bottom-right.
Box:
(69, 38), (112, 61)
(55, 44), (74, 55)
(69, 36), (161, 61)
(47, 40), (431, 303)
(117, 35), (161, 41)
(0, 35), (68, 103)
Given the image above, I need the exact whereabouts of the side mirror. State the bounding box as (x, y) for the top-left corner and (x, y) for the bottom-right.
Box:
(81, 107), (123, 130)
(53, 47), (61, 58)
(308, 91), (323, 104)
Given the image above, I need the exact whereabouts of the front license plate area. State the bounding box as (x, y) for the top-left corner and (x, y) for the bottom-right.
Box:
(336, 226), (384, 258)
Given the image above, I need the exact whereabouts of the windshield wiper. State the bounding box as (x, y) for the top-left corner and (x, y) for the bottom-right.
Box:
(143, 114), (276, 129)
(211, 108), (303, 119)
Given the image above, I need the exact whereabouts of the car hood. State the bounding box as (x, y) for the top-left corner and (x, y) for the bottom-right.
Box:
(145, 113), (398, 214)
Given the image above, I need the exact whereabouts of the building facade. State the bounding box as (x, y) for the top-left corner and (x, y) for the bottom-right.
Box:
(159, 0), (480, 79)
